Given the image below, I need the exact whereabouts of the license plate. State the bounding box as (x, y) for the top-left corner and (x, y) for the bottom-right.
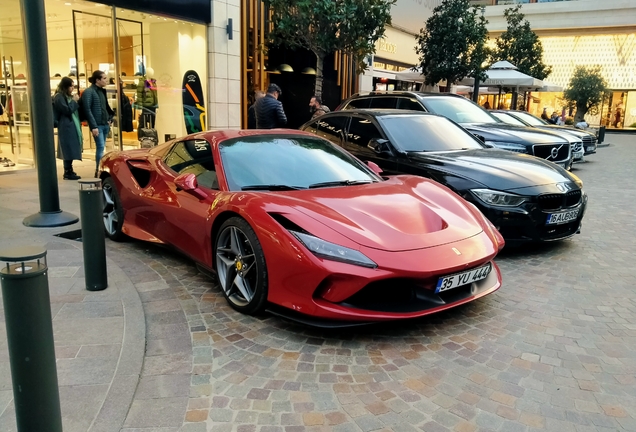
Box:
(436, 263), (492, 293)
(546, 208), (579, 225)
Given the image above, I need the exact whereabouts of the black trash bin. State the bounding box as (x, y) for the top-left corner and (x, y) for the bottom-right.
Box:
(598, 126), (606, 144)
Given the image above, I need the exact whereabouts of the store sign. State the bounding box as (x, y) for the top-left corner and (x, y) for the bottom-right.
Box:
(377, 39), (397, 54)
(95, 0), (211, 24)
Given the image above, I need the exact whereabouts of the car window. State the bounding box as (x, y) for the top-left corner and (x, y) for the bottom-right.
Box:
(344, 97), (371, 109)
(370, 97), (398, 109)
(163, 139), (219, 189)
(397, 97), (425, 111)
(315, 116), (349, 144)
(379, 115), (485, 152)
(218, 135), (379, 190)
(491, 112), (526, 126)
(346, 116), (384, 148)
(422, 96), (499, 124)
(514, 111), (548, 126)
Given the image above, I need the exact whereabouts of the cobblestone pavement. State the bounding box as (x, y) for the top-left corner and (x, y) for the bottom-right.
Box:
(106, 134), (635, 432)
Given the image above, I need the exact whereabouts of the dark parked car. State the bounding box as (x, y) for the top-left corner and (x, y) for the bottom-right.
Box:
(490, 110), (597, 156)
(301, 109), (587, 244)
(490, 110), (585, 162)
(338, 91), (573, 170)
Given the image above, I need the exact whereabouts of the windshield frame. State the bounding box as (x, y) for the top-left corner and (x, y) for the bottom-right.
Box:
(218, 134), (382, 191)
(491, 112), (528, 127)
(378, 114), (487, 153)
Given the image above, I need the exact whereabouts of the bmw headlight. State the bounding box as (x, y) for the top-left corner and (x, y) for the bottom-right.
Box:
(485, 141), (527, 153)
(290, 231), (377, 268)
(472, 189), (526, 207)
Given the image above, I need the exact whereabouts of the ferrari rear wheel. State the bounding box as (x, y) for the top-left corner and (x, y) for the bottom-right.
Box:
(102, 177), (125, 241)
(215, 217), (268, 315)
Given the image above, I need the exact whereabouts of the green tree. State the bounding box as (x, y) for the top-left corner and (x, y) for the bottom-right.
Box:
(268, 0), (395, 96)
(564, 66), (608, 123)
(493, 5), (552, 80)
(416, 0), (489, 91)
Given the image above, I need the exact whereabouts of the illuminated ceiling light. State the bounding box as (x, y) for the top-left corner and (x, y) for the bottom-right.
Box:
(301, 67), (316, 75)
(278, 64), (293, 73)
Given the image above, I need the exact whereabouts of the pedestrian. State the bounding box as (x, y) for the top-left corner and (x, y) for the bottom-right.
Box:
(309, 95), (330, 119)
(482, 101), (491, 110)
(82, 70), (114, 177)
(53, 77), (82, 180)
(254, 83), (287, 129)
(247, 90), (265, 129)
(541, 107), (549, 121)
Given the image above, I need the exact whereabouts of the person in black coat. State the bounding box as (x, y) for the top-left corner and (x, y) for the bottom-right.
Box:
(254, 83), (287, 129)
(119, 81), (134, 133)
(53, 77), (83, 180)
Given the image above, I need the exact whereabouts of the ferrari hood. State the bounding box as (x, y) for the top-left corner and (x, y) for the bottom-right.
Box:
(407, 149), (572, 191)
(273, 177), (483, 252)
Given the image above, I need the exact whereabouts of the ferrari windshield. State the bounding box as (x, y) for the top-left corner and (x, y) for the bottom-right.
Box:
(423, 96), (499, 124)
(219, 135), (380, 191)
(512, 111), (548, 126)
(379, 115), (485, 152)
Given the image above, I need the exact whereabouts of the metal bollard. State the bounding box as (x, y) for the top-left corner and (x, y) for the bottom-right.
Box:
(79, 179), (108, 291)
(0, 246), (63, 432)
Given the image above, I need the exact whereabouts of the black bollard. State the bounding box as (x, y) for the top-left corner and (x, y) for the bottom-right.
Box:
(0, 246), (63, 432)
(79, 179), (108, 291)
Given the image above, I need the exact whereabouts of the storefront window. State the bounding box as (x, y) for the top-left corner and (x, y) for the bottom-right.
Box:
(1, 0), (208, 172)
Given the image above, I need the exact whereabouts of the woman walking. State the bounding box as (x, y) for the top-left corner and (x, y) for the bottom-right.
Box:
(53, 77), (83, 180)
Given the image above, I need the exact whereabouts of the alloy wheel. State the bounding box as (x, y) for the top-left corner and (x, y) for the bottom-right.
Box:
(215, 225), (258, 306)
(103, 183), (119, 236)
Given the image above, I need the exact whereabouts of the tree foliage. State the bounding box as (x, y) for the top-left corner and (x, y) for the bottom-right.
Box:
(415, 0), (489, 91)
(564, 66), (608, 123)
(493, 5), (552, 80)
(268, 0), (395, 96)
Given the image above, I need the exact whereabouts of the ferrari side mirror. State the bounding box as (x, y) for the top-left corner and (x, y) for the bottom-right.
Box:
(366, 161), (383, 175)
(174, 173), (208, 200)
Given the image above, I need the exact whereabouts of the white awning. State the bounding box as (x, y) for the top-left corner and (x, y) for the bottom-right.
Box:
(373, 68), (397, 80)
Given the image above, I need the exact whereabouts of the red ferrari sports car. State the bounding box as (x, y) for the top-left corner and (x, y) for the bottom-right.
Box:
(99, 130), (504, 325)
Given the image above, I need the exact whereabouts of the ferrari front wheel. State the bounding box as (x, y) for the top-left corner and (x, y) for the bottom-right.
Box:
(215, 217), (268, 315)
(102, 177), (125, 241)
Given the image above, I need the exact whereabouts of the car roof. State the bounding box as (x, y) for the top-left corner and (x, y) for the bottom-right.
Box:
(176, 128), (317, 144)
(324, 108), (436, 117)
(348, 91), (465, 99)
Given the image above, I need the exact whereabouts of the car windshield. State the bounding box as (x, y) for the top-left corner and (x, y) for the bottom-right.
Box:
(379, 115), (485, 152)
(513, 111), (548, 126)
(423, 96), (499, 124)
(219, 135), (379, 191)
(491, 112), (527, 126)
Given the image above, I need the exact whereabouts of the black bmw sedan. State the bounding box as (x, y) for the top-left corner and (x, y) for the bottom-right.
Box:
(300, 109), (588, 244)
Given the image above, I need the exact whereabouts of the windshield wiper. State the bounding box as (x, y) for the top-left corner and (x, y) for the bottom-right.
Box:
(308, 180), (374, 189)
(241, 184), (305, 191)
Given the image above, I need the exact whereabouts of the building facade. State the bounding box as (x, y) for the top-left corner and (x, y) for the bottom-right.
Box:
(482, 0), (636, 128)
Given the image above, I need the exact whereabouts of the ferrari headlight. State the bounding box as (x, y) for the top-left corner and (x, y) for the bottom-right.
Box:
(290, 231), (377, 268)
(485, 141), (527, 153)
(472, 189), (526, 207)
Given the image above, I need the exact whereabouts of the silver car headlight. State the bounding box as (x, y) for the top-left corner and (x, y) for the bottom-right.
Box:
(290, 231), (377, 268)
(472, 189), (527, 207)
(485, 141), (527, 153)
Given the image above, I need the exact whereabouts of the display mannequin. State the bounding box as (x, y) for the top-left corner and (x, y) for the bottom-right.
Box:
(136, 67), (158, 129)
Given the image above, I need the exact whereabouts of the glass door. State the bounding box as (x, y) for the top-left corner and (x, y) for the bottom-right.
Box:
(116, 18), (143, 150)
(73, 10), (119, 159)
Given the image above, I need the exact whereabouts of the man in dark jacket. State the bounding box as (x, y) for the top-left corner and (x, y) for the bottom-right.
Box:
(82, 70), (114, 176)
(254, 84), (287, 129)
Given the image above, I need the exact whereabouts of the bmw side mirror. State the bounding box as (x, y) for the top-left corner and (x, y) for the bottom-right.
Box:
(367, 138), (391, 155)
(174, 173), (208, 200)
